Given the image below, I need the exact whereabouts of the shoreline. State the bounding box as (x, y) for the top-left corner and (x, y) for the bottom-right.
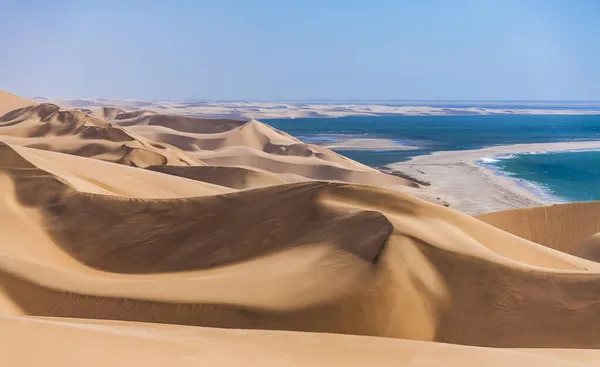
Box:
(386, 141), (600, 215)
(474, 159), (567, 205)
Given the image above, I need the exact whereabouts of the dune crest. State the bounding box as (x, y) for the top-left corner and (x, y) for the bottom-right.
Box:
(0, 90), (37, 116)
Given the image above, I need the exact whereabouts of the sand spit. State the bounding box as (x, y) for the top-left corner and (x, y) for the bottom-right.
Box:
(3, 91), (600, 366)
(388, 141), (600, 214)
(320, 138), (417, 151)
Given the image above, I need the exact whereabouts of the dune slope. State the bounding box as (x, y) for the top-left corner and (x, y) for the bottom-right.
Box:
(476, 202), (600, 256)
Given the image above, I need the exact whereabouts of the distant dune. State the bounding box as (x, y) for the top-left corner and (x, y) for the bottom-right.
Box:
(4, 90), (600, 366)
(33, 96), (600, 119)
(1, 101), (419, 191)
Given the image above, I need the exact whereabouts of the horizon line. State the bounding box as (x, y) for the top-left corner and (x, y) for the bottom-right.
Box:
(31, 96), (600, 103)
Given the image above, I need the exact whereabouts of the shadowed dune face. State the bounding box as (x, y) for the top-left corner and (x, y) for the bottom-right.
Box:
(14, 180), (393, 273)
(147, 165), (286, 189)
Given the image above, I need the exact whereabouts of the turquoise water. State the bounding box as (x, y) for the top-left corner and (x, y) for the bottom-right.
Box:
(486, 151), (600, 202)
(266, 115), (600, 202)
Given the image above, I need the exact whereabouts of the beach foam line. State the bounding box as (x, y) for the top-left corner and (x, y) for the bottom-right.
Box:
(477, 147), (600, 205)
(474, 157), (567, 205)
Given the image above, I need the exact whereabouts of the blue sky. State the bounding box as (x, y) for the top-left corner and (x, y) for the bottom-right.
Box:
(1, 0), (599, 100)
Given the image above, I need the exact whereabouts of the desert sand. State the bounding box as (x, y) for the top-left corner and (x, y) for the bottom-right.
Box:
(3, 90), (600, 365)
(388, 141), (600, 214)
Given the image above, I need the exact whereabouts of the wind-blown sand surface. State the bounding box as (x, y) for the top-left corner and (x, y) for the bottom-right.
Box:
(388, 141), (600, 215)
(4, 90), (600, 365)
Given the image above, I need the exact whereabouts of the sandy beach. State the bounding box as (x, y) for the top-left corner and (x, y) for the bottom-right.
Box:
(388, 141), (600, 215)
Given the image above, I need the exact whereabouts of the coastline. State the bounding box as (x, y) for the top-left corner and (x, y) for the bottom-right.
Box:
(387, 141), (600, 215)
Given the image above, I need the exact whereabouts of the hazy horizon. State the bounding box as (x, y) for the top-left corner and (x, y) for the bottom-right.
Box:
(31, 96), (600, 104)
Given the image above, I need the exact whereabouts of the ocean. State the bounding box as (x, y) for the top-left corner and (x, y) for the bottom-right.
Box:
(266, 114), (600, 202)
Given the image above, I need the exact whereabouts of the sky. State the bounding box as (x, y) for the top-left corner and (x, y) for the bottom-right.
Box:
(0, 0), (599, 101)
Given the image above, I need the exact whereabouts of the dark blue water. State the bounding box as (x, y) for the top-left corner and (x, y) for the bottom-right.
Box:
(266, 115), (600, 165)
(265, 115), (600, 201)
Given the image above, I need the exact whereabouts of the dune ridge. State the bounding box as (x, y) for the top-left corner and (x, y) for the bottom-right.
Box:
(2, 91), (600, 366)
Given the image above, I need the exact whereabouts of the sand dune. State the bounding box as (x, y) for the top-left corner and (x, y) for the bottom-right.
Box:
(1, 99), (418, 190)
(0, 90), (37, 115)
(0, 104), (203, 168)
(104, 109), (417, 187)
(3, 90), (600, 365)
(4, 144), (600, 347)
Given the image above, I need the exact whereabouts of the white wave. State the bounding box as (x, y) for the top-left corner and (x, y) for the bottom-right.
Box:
(480, 157), (500, 163)
(495, 154), (516, 159)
